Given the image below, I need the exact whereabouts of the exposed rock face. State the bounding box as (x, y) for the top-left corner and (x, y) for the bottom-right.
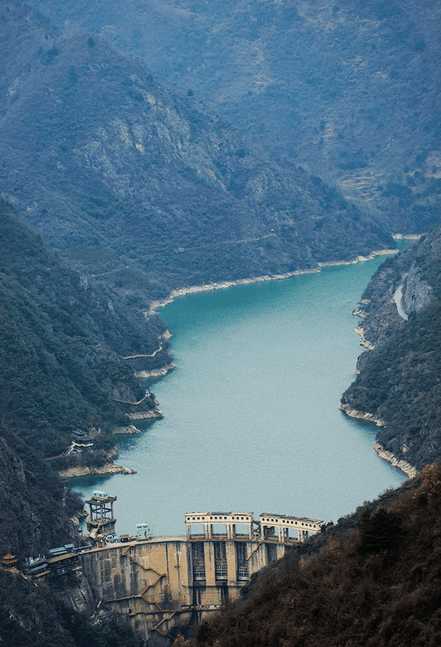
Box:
(59, 463), (137, 479)
(38, 0), (441, 234)
(373, 442), (417, 479)
(401, 263), (432, 315)
(0, 1), (391, 303)
(343, 229), (441, 470)
(0, 570), (140, 647)
(339, 403), (384, 427)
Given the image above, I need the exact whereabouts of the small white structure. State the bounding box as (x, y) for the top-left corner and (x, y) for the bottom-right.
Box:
(185, 512), (324, 543)
(185, 512), (256, 539)
(260, 513), (323, 542)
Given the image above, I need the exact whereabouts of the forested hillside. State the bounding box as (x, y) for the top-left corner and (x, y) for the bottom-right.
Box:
(0, 201), (152, 646)
(1, 2), (441, 646)
(188, 465), (441, 647)
(37, 0), (441, 234)
(342, 228), (441, 469)
(0, 199), (166, 556)
(0, 1), (391, 301)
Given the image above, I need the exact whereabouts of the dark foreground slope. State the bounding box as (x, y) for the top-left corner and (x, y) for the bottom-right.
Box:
(38, 0), (441, 234)
(0, 2), (390, 300)
(342, 229), (441, 469)
(0, 572), (141, 647)
(189, 465), (441, 647)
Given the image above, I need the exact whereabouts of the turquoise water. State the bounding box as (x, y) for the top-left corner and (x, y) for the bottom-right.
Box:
(74, 259), (404, 535)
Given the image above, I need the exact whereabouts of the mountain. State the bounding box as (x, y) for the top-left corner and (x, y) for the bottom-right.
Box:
(342, 229), (441, 470)
(0, 1), (390, 302)
(0, 199), (167, 556)
(0, 570), (141, 647)
(0, 199), (153, 645)
(36, 0), (441, 234)
(187, 465), (441, 647)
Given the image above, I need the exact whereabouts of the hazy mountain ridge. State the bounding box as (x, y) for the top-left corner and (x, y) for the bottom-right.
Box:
(1, 3), (441, 645)
(342, 229), (441, 469)
(1, 1), (390, 301)
(36, 0), (441, 233)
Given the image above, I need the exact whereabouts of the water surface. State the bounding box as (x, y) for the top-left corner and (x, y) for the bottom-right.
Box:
(75, 259), (404, 535)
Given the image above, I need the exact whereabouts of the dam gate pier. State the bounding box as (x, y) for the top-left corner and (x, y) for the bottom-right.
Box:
(78, 511), (323, 641)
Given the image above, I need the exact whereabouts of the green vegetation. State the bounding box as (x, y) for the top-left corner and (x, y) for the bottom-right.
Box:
(0, 200), (157, 645)
(37, 0), (441, 234)
(1, 2), (441, 645)
(0, 199), (167, 555)
(0, 200), (165, 462)
(0, 1), (391, 303)
(343, 227), (441, 468)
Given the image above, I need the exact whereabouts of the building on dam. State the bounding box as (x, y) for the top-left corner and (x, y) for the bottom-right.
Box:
(27, 500), (324, 643)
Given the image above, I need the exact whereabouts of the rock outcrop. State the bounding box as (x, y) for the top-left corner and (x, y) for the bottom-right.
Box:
(342, 229), (441, 470)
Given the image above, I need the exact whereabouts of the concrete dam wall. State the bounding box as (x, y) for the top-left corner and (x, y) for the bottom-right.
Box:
(77, 512), (324, 642)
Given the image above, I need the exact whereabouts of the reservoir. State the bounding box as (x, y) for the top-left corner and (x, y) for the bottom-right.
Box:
(74, 258), (405, 535)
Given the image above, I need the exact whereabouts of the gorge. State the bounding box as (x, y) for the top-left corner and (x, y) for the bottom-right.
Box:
(73, 253), (405, 537)
(2, 2), (441, 645)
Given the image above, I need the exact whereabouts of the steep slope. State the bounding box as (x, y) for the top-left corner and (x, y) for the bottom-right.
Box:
(0, 1), (390, 301)
(0, 200), (158, 646)
(0, 570), (142, 647)
(38, 0), (441, 233)
(188, 465), (441, 647)
(0, 426), (78, 559)
(0, 198), (168, 553)
(342, 229), (441, 470)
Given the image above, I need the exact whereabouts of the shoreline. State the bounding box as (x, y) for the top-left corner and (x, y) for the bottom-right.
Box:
(339, 402), (384, 427)
(344, 246), (418, 480)
(59, 463), (137, 479)
(354, 325), (375, 351)
(135, 363), (176, 379)
(340, 404), (417, 478)
(373, 442), (417, 479)
(392, 233), (423, 241)
(147, 248), (398, 315)
(127, 408), (163, 421)
(76, 244), (399, 482)
(112, 424), (142, 436)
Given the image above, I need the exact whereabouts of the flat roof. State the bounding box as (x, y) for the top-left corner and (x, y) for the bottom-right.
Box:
(185, 512), (253, 518)
(260, 513), (323, 524)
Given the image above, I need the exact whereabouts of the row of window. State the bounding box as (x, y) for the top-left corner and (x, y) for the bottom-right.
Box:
(262, 517), (319, 529)
(187, 515), (251, 522)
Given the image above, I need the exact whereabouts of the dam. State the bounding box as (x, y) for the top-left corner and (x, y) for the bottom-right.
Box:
(66, 257), (406, 642)
(28, 504), (324, 643)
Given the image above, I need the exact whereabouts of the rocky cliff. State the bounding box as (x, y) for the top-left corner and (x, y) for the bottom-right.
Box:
(0, 1), (391, 303)
(342, 228), (441, 470)
(0, 570), (141, 647)
(37, 0), (441, 234)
